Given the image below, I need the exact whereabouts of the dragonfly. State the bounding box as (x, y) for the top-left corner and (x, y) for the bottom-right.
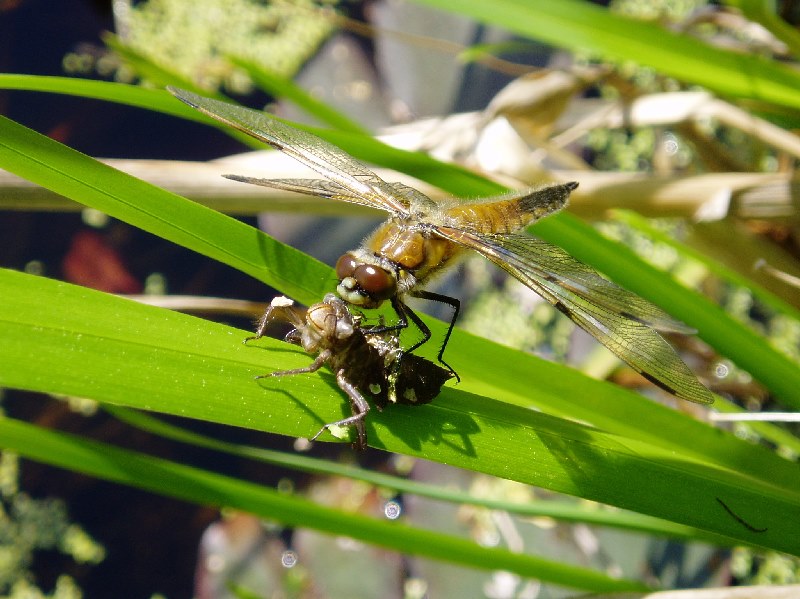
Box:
(250, 294), (454, 449)
(170, 87), (714, 405)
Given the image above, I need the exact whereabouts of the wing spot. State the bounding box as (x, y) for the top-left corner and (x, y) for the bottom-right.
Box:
(640, 371), (678, 396)
(553, 301), (572, 317)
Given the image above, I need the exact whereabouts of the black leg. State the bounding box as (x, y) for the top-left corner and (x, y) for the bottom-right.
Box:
(393, 298), (431, 355)
(361, 296), (411, 334)
(408, 290), (460, 382)
(363, 293), (461, 382)
(411, 290), (460, 367)
(361, 297), (434, 357)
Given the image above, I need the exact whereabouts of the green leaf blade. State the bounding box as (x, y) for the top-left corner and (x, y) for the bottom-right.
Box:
(0, 417), (647, 593)
(0, 112), (334, 305)
(410, 0), (800, 110)
(2, 269), (799, 556)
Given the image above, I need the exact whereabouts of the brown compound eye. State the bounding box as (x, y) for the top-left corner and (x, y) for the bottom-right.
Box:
(353, 264), (396, 300)
(335, 253), (358, 279)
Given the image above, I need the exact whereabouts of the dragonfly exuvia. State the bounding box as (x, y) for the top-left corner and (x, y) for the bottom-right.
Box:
(250, 294), (454, 449)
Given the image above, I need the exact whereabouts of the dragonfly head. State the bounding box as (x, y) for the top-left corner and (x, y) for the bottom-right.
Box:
(335, 252), (397, 309)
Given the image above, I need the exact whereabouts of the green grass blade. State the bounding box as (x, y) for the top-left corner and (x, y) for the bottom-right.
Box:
(727, 0), (800, 58)
(611, 210), (800, 322)
(0, 113), (333, 305)
(0, 417), (647, 593)
(229, 56), (371, 134)
(1, 269), (799, 556)
(103, 33), (202, 92)
(106, 406), (733, 544)
(0, 74), (262, 148)
(0, 73), (204, 118)
(410, 0), (800, 110)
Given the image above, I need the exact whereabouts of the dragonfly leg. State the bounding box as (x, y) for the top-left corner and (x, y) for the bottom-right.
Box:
(360, 295), (460, 381)
(257, 349), (332, 379)
(244, 297), (306, 344)
(310, 369), (369, 450)
(410, 290), (460, 382)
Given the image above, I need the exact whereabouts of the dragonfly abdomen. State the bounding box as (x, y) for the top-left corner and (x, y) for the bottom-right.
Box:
(445, 183), (574, 235)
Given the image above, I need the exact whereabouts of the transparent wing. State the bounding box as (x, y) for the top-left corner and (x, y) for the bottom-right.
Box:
(497, 236), (692, 334)
(220, 177), (432, 214)
(435, 227), (713, 404)
(223, 175), (400, 211)
(387, 182), (439, 212)
(170, 87), (412, 215)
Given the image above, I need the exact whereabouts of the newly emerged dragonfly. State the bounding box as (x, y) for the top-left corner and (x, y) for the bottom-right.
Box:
(250, 294), (454, 450)
(170, 87), (714, 405)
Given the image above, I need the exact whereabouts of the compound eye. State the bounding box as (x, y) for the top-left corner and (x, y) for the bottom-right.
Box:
(335, 254), (358, 279)
(354, 264), (396, 300)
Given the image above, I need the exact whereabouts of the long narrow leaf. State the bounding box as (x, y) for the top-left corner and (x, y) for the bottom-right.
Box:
(410, 0), (800, 110)
(229, 56), (371, 134)
(0, 416), (646, 592)
(1, 269), (799, 556)
(106, 406), (734, 544)
(0, 74), (261, 148)
(0, 113), (333, 304)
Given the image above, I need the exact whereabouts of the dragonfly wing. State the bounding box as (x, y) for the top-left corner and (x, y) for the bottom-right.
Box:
(170, 88), (411, 215)
(223, 178), (430, 213)
(436, 227), (714, 404)
(492, 235), (692, 333)
(387, 182), (439, 211)
(223, 175), (404, 211)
